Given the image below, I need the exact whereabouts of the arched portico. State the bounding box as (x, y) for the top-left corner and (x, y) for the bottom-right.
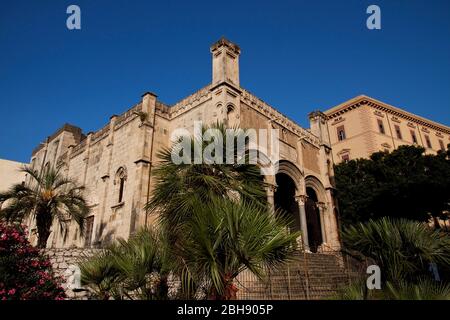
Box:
(304, 175), (328, 252)
(263, 160), (332, 252)
(271, 161), (310, 250)
(274, 172), (300, 232)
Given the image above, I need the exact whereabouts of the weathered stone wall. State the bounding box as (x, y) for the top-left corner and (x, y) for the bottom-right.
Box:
(44, 248), (364, 300)
(44, 248), (101, 299)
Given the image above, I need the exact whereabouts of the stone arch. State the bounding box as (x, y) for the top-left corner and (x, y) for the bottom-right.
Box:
(276, 160), (303, 191)
(304, 175), (326, 202)
(226, 103), (237, 125)
(226, 103), (235, 113)
(114, 166), (128, 183)
(304, 175), (327, 252)
(273, 160), (303, 233)
(247, 148), (275, 177)
(274, 173), (300, 233)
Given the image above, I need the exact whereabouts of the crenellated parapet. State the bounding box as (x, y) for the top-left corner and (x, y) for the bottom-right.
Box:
(168, 85), (212, 119)
(240, 88), (321, 148)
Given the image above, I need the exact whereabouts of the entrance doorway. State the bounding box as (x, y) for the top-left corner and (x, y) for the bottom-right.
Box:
(274, 173), (300, 233)
(305, 187), (323, 252)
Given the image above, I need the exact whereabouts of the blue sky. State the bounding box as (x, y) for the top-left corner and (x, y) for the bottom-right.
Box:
(1, 0), (450, 162)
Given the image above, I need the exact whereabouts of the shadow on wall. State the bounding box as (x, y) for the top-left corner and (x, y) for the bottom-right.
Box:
(92, 222), (115, 248)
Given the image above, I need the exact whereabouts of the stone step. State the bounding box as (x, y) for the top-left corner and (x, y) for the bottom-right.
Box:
(236, 251), (363, 300)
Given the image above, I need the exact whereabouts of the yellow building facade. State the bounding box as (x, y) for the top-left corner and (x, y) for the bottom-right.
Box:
(323, 95), (450, 163)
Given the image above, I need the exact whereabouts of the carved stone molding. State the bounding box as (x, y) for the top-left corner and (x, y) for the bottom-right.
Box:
(295, 195), (308, 205)
(316, 202), (327, 211)
(326, 96), (450, 136)
(266, 184), (277, 194)
(240, 88), (321, 147)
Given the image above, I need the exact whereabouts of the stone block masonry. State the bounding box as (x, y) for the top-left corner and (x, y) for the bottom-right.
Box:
(43, 248), (101, 299)
(43, 248), (367, 300)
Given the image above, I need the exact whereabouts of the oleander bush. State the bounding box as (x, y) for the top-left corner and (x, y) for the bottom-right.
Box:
(0, 222), (66, 300)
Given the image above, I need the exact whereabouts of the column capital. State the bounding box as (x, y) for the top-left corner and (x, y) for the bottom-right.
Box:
(295, 194), (308, 205)
(266, 184), (277, 194)
(316, 201), (327, 210)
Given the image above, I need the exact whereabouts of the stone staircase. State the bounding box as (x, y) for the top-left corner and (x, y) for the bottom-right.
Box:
(236, 252), (360, 300)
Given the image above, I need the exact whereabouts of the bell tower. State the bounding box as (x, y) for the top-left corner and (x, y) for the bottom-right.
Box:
(210, 37), (241, 87)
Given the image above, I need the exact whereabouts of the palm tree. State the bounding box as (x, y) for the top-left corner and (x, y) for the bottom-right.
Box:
(342, 217), (450, 282)
(144, 122), (267, 234)
(0, 166), (90, 248)
(332, 278), (450, 300)
(78, 123), (297, 300)
(142, 122), (298, 299)
(384, 278), (450, 300)
(78, 250), (120, 300)
(335, 218), (450, 300)
(177, 197), (299, 300)
(79, 228), (173, 300)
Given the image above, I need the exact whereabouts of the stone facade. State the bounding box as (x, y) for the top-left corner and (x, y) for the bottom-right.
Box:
(0, 158), (27, 192)
(323, 95), (450, 163)
(26, 38), (340, 252)
(43, 248), (100, 299)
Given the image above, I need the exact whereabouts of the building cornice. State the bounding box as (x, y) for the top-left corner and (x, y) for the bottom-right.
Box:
(240, 88), (321, 147)
(324, 95), (450, 135)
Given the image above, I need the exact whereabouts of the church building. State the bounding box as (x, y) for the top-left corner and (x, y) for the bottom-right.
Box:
(28, 38), (341, 252)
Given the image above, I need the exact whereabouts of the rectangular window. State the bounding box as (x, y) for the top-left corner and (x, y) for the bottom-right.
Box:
(118, 178), (125, 203)
(425, 135), (432, 149)
(439, 140), (445, 151)
(394, 125), (402, 140)
(341, 154), (350, 162)
(84, 216), (94, 247)
(410, 130), (417, 144)
(337, 126), (346, 141)
(377, 119), (385, 134)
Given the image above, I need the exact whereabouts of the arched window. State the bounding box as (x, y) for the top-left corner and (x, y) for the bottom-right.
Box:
(115, 167), (127, 203)
(226, 104), (235, 124)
